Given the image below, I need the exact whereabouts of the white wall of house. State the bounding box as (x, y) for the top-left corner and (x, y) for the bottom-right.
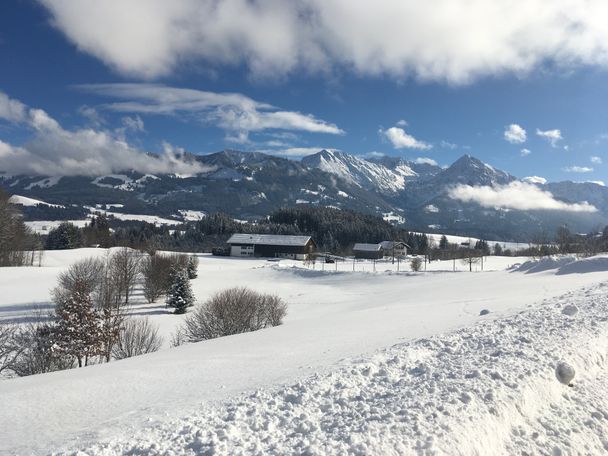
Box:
(231, 245), (254, 257)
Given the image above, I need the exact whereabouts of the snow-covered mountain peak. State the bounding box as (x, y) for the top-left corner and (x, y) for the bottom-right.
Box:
(438, 154), (515, 186)
(302, 150), (412, 193)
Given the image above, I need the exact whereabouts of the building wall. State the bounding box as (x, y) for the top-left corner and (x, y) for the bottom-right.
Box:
(354, 249), (384, 260)
(229, 240), (315, 260)
(231, 245), (254, 257)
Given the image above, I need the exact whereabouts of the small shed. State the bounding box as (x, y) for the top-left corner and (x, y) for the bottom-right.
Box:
(353, 243), (384, 260)
(226, 233), (316, 260)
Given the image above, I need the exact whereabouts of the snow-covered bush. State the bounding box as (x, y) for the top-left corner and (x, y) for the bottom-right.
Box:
(410, 257), (423, 272)
(112, 317), (163, 360)
(166, 269), (195, 314)
(178, 287), (287, 343)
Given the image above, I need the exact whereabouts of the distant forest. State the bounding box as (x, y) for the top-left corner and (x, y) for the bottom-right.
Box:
(44, 207), (432, 255)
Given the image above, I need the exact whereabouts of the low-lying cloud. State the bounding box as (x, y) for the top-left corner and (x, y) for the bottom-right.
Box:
(0, 91), (206, 177)
(448, 181), (597, 212)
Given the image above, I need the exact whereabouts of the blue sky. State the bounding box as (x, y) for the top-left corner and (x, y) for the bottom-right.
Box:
(1, 0), (608, 183)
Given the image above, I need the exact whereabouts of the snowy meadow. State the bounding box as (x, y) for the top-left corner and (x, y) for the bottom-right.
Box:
(1, 249), (608, 454)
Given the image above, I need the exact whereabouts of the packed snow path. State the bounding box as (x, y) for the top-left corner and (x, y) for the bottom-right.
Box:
(72, 282), (608, 455)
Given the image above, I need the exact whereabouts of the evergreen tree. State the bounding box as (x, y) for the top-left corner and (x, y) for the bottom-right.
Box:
(54, 284), (103, 367)
(45, 222), (82, 250)
(186, 256), (199, 279)
(166, 269), (195, 314)
(439, 235), (449, 250)
(494, 243), (503, 256)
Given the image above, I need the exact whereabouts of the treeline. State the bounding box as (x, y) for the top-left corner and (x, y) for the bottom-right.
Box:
(43, 207), (434, 255)
(0, 189), (43, 266)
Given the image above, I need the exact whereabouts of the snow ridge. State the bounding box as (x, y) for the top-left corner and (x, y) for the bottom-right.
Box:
(302, 149), (416, 193)
(76, 282), (608, 455)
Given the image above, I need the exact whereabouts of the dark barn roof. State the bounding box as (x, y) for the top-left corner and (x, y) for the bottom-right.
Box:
(227, 234), (313, 246)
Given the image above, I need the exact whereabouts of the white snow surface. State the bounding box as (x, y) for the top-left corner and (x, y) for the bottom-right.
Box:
(8, 194), (65, 208)
(1, 251), (608, 454)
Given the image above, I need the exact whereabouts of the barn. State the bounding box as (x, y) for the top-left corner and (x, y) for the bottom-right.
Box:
(226, 234), (316, 260)
(353, 243), (384, 260)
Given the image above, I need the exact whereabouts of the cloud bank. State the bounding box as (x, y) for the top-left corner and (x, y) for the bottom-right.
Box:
(0, 92), (206, 177)
(448, 181), (597, 212)
(39, 0), (608, 84)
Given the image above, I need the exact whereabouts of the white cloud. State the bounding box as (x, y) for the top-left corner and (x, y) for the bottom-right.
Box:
(439, 140), (458, 150)
(413, 157), (438, 166)
(520, 148), (531, 156)
(536, 128), (563, 146)
(121, 115), (145, 132)
(396, 119), (408, 127)
(504, 124), (526, 144)
(522, 175), (547, 184)
(587, 180), (605, 186)
(381, 126), (431, 150)
(79, 83), (344, 136)
(590, 155), (602, 164)
(449, 181), (597, 212)
(0, 92), (27, 123)
(363, 151), (386, 159)
(0, 91), (205, 177)
(564, 166), (593, 173)
(38, 1), (608, 84)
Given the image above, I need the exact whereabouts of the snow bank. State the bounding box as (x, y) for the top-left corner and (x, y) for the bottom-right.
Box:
(77, 283), (608, 455)
(514, 255), (608, 276)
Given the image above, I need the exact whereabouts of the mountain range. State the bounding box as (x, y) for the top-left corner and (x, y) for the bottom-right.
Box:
(1, 149), (606, 241)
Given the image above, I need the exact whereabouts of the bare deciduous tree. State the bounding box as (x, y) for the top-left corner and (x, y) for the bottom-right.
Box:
(179, 287), (287, 343)
(112, 317), (163, 360)
(109, 248), (142, 305)
(0, 325), (22, 375)
(141, 254), (174, 303)
(52, 257), (105, 305)
(10, 321), (74, 377)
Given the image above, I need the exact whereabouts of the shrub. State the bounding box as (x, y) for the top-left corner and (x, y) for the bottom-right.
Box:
(112, 317), (163, 360)
(180, 287), (287, 342)
(410, 256), (423, 272)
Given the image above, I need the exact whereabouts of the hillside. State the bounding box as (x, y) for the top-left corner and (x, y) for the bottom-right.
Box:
(2, 150), (608, 241)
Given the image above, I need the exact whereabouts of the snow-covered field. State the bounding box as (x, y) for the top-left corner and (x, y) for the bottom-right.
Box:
(1, 250), (608, 454)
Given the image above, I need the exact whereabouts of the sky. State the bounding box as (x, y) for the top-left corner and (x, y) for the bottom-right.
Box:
(1, 0), (608, 183)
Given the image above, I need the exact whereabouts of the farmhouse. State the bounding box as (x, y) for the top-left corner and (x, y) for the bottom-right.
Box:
(353, 243), (384, 260)
(226, 234), (316, 260)
(379, 241), (410, 259)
